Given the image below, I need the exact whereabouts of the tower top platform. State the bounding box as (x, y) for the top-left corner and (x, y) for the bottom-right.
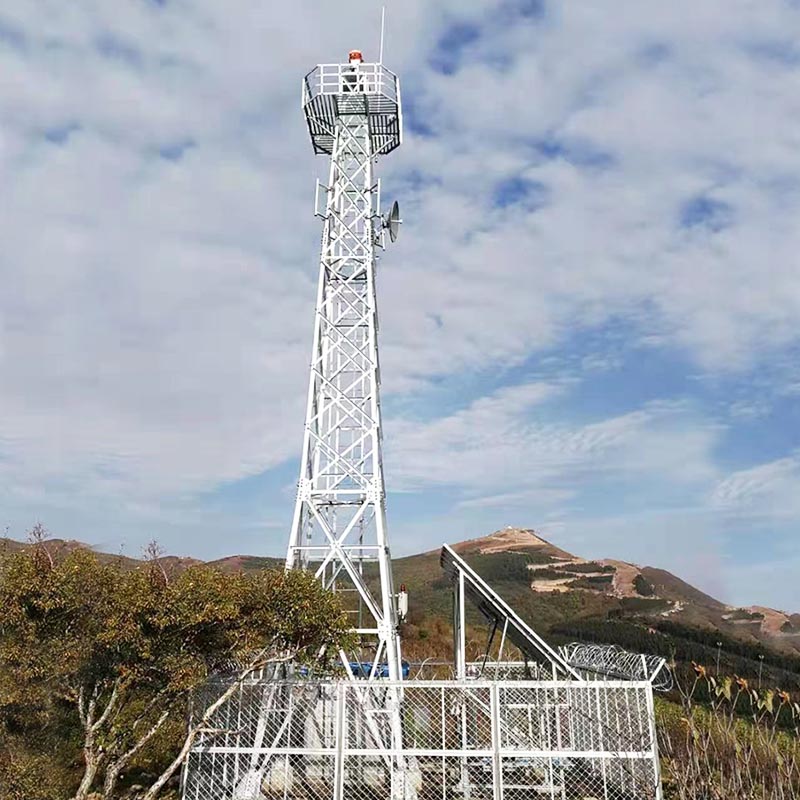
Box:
(302, 62), (402, 157)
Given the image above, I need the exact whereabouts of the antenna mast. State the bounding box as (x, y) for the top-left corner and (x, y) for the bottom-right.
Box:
(287, 51), (403, 681)
(379, 6), (386, 64)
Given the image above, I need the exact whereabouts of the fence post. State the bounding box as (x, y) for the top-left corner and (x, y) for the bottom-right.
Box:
(490, 683), (503, 800)
(643, 683), (664, 800)
(455, 571), (466, 680)
(333, 682), (346, 800)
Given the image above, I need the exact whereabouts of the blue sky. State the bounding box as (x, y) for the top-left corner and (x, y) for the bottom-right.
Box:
(0, 1), (798, 611)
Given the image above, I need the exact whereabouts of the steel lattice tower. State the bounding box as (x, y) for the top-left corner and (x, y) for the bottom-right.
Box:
(180, 48), (666, 800)
(286, 53), (403, 681)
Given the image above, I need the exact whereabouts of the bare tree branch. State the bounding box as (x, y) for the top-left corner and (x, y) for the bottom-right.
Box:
(92, 679), (122, 733)
(102, 709), (170, 800)
(140, 645), (293, 800)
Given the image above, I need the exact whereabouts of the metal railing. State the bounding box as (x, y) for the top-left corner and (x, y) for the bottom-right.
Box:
(301, 62), (402, 156)
(182, 678), (662, 800)
(303, 63), (399, 104)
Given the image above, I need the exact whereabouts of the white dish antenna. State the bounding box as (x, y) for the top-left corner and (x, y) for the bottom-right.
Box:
(383, 199), (401, 243)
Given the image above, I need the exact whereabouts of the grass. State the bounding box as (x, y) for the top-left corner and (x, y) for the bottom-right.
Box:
(657, 666), (800, 799)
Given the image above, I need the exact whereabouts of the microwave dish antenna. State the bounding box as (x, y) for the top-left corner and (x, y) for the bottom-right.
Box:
(383, 199), (401, 243)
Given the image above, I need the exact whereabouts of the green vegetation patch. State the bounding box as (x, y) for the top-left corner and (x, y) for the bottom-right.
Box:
(553, 561), (615, 574)
(618, 596), (671, 614)
(464, 552), (550, 584)
(633, 573), (656, 597)
(527, 567), (571, 581)
(567, 574), (614, 590)
(0, 540), (351, 799)
(725, 608), (765, 622)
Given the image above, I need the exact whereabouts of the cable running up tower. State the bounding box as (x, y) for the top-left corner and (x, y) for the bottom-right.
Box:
(286, 50), (403, 681)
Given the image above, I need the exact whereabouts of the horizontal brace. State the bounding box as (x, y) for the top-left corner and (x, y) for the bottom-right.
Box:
(290, 545), (382, 551)
(197, 746), (657, 759)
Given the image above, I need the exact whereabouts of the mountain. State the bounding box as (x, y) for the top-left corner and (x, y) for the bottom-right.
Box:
(397, 528), (794, 642)
(378, 528), (800, 691)
(3, 528), (799, 684)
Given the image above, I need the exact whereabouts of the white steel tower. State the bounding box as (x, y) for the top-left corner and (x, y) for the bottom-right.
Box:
(286, 50), (404, 681)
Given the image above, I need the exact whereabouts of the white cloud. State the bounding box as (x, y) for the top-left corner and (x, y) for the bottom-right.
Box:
(457, 487), (573, 510)
(712, 455), (800, 519)
(0, 1), (516, 513)
(0, 0), (798, 608)
(387, 381), (720, 501)
(380, 0), (800, 381)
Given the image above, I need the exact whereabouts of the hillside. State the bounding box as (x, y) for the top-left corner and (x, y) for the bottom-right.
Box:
(390, 528), (799, 656)
(385, 530), (800, 686)
(3, 528), (799, 686)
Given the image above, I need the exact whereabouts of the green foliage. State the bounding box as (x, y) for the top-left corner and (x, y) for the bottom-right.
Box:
(552, 561), (615, 574)
(0, 726), (77, 800)
(653, 619), (800, 681)
(566, 574), (614, 590)
(618, 596), (671, 613)
(3, 532), (798, 797)
(0, 547), (349, 701)
(463, 552), (540, 584)
(0, 542), (350, 799)
(725, 608), (765, 621)
(633, 573), (655, 596)
(525, 567), (568, 580)
(552, 617), (800, 692)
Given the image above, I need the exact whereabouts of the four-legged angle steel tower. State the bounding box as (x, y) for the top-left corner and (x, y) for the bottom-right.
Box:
(181, 49), (666, 800)
(285, 51), (404, 681)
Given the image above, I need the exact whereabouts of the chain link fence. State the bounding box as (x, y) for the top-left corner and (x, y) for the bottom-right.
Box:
(182, 678), (662, 800)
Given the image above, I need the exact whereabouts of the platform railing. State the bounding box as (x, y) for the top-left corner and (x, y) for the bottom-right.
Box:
(303, 62), (399, 104)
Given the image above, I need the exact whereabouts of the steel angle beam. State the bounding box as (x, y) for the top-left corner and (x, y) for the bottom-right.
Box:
(440, 544), (582, 680)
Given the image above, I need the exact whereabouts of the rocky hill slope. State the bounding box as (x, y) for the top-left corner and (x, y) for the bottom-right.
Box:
(384, 528), (800, 688)
(445, 528), (799, 652)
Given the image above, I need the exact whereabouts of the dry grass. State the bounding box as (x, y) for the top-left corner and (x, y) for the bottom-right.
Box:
(657, 664), (800, 799)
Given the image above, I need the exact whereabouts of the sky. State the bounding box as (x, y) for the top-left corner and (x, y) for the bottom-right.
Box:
(0, 1), (799, 611)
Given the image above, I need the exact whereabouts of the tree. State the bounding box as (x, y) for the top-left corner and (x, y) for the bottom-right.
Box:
(0, 539), (351, 800)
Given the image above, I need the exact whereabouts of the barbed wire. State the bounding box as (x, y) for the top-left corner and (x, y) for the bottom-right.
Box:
(560, 642), (673, 691)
